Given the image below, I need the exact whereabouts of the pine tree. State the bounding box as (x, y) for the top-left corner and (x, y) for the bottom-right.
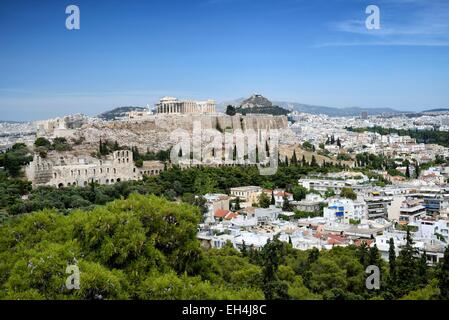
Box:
(284, 156), (289, 166)
(405, 164), (410, 178)
(437, 246), (449, 299)
(302, 155), (307, 166)
(271, 191), (275, 205)
(337, 137), (342, 148)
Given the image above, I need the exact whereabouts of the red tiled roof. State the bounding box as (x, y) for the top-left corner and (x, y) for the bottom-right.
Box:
(224, 212), (238, 220)
(214, 209), (230, 218)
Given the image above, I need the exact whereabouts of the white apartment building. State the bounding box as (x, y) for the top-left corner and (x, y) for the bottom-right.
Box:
(399, 199), (427, 224)
(324, 198), (367, 223)
(410, 218), (449, 243)
(298, 178), (368, 195)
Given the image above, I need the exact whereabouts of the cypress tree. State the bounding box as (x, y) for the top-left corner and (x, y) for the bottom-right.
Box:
(389, 238), (396, 280)
(417, 251), (428, 287)
(396, 228), (418, 294)
(437, 246), (449, 299)
(311, 155), (317, 167)
(368, 244), (381, 267)
(291, 150), (298, 165)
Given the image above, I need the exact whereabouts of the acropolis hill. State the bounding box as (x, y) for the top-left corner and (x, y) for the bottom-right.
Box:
(38, 113), (292, 154)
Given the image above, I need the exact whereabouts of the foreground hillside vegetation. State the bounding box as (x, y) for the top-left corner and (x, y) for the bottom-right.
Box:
(1, 194), (449, 300)
(1, 143), (449, 299)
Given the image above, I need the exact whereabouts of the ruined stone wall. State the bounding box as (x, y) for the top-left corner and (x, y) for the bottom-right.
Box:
(26, 150), (142, 188)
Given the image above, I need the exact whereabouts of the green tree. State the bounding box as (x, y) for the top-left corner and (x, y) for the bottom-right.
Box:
(225, 105), (236, 116)
(34, 137), (51, 148)
(437, 246), (449, 299)
(291, 150), (298, 165)
(282, 196), (293, 212)
(340, 188), (357, 200)
(405, 164), (411, 178)
(292, 185), (307, 201)
(324, 188), (336, 198)
(260, 236), (288, 299)
(396, 228), (419, 295)
(310, 155), (318, 167)
(258, 192), (271, 208)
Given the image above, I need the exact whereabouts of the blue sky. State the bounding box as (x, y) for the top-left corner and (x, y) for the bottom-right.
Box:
(1, 0), (449, 121)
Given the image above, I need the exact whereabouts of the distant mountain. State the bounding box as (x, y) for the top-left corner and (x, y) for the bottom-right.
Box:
(422, 108), (449, 113)
(274, 101), (409, 117)
(97, 106), (146, 120)
(218, 97), (410, 117)
(0, 120), (26, 124)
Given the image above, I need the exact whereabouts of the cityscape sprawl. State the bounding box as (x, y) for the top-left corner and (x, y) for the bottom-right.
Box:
(1, 94), (449, 300)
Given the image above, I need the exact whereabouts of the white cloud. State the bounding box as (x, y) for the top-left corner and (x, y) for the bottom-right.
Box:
(319, 0), (449, 47)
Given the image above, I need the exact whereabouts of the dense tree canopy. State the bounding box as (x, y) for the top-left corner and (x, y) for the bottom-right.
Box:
(0, 193), (447, 300)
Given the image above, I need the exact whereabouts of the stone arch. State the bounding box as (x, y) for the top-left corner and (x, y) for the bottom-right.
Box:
(58, 183), (64, 188)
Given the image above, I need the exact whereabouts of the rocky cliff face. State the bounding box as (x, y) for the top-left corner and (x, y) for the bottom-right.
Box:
(73, 114), (291, 152)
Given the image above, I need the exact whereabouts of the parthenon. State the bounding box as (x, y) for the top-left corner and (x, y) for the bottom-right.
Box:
(156, 97), (216, 114)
